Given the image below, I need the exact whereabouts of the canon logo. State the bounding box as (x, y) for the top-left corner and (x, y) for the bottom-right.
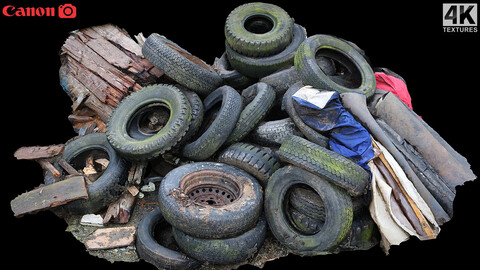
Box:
(2, 3), (76, 18)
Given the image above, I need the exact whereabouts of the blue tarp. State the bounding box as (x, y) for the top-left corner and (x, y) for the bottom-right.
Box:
(292, 86), (374, 171)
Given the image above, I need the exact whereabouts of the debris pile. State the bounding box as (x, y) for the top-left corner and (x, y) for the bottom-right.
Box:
(11, 2), (476, 269)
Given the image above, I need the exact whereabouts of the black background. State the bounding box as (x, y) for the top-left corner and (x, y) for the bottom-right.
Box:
(2, 0), (479, 269)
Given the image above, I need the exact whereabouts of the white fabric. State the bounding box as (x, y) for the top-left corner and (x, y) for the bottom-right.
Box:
(292, 86), (336, 109)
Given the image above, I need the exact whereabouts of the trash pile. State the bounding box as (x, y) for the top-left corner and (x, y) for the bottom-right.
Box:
(10, 2), (476, 269)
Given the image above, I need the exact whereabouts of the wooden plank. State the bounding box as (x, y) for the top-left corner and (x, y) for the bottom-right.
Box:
(84, 226), (136, 250)
(10, 176), (88, 217)
(14, 145), (64, 160)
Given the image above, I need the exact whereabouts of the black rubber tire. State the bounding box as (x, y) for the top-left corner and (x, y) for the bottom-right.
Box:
(181, 86), (243, 161)
(142, 33), (223, 96)
(289, 186), (325, 221)
(226, 24), (306, 78)
(294, 34), (376, 98)
(334, 212), (380, 252)
(136, 209), (200, 270)
(106, 84), (191, 161)
(217, 142), (281, 187)
(288, 207), (324, 235)
(259, 65), (300, 101)
(282, 82), (329, 148)
(290, 186), (367, 221)
(172, 215), (267, 264)
(265, 165), (353, 255)
(176, 86), (204, 144)
(46, 133), (129, 215)
(248, 118), (303, 147)
(278, 135), (370, 196)
(224, 2), (293, 57)
(158, 162), (263, 239)
(225, 82), (276, 144)
(213, 52), (257, 89)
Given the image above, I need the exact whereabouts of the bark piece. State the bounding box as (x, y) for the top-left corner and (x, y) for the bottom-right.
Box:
(11, 176), (88, 217)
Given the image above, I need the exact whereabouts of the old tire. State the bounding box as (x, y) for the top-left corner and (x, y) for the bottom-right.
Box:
(226, 23), (306, 78)
(225, 82), (276, 144)
(265, 165), (353, 255)
(249, 118), (303, 147)
(172, 215), (267, 264)
(213, 52), (256, 89)
(47, 133), (129, 215)
(158, 162), (263, 239)
(181, 86), (242, 160)
(136, 209), (200, 270)
(278, 135), (370, 196)
(142, 33), (223, 96)
(225, 2), (293, 57)
(217, 142), (281, 187)
(294, 34), (376, 98)
(106, 84), (191, 161)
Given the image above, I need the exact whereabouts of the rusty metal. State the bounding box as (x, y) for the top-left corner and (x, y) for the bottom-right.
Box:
(179, 169), (242, 206)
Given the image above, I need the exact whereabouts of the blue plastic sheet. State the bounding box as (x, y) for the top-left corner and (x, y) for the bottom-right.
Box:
(292, 86), (374, 171)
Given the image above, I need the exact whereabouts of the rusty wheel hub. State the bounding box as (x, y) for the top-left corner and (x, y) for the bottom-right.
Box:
(180, 169), (242, 206)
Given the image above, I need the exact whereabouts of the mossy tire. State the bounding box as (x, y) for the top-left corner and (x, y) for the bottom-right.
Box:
(224, 2), (293, 57)
(278, 135), (370, 196)
(172, 215), (267, 264)
(226, 23), (306, 79)
(181, 86), (242, 161)
(294, 34), (376, 98)
(106, 84), (192, 161)
(225, 82), (276, 144)
(136, 209), (200, 270)
(265, 165), (353, 255)
(142, 33), (223, 96)
(158, 162), (263, 239)
(217, 142), (281, 187)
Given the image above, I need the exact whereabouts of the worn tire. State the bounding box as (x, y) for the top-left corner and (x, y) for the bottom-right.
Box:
(225, 82), (276, 144)
(225, 2), (293, 57)
(46, 133), (129, 215)
(172, 215), (267, 264)
(294, 34), (376, 98)
(283, 82), (329, 148)
(265, 166), (353, 255)
(136, 209), (200, 270)
(249, 118), (303, 147)
(181, 86), (242, 160)
(158, 162), (263, 239)
(226, 23), (306, 78)
(142, 33), (223, 96)
(289, 207), (324, 235)
(217, 142), (281, 187)
(278, 135), (370, 196)
(106, 84), (191, 161)
(290, 186), (367, 221)
(213, 52), (257, 89)
(176, 86), (204, 144)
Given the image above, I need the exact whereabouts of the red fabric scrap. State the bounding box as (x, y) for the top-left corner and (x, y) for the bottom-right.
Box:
(375, 72), (413, 110)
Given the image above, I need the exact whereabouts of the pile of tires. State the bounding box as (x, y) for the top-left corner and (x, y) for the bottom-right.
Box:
(53, 2), (381, 268)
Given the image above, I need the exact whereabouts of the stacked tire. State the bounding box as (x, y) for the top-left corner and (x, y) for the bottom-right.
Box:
(100, 1), (380, 268)
(157, 162), (266, 265)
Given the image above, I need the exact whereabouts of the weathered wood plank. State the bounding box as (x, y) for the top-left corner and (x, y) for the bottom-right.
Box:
(14, 145), (64, 160)
(10, 176), (88, 217)
(84, 226), (136, 250)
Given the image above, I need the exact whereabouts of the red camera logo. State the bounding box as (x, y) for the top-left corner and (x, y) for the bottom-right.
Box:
(58, 4), (76, 18)
(2, 3), (77, 18)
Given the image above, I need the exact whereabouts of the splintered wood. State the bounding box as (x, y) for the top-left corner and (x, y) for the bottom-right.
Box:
(59, 24), (163, 131)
